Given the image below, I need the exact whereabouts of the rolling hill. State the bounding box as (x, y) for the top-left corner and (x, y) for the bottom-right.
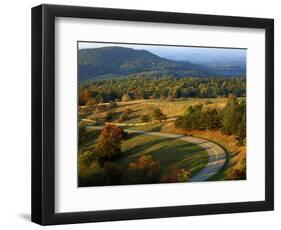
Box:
(78, 46), (245, 81)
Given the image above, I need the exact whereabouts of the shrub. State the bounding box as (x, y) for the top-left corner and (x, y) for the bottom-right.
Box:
(96, 104), (108, 112)
(78, 126), (89, 146)
(204, 100), (212, 105)
(160, 167), (191, 183)
(79, 127), (101, 147)
(128, 155), (160, 184)
(119, 109), (133, 121)
(86, 98), (98, 106)
(177, 169), (191, 182)
(225, 168), (246, 180)
(109, 101), (118, 108)
(104, 111), (114, 121)
(152, 108), (165, 122)
(166, 95), (174, 101)
(79, 89), (91, 106)
(104, 161), (123, 183)
(225, 158), (246, 180)
(141, 114), (150, 123)
(78, 161), (108, 186)
(122, 93), (132, 102)
(79, 151), (95, 166)
(119, 113), (129, 122)
(160, 167), (178, 183)
(124, 108), (133, 115)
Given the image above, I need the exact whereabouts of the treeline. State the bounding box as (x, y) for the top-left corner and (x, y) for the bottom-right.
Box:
(175, 96), (246, 145)
(79, 77), (246, 105)
(79, 125), (191, 186)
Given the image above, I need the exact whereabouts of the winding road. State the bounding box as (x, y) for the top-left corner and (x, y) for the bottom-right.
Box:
(86, 126), (227, 182)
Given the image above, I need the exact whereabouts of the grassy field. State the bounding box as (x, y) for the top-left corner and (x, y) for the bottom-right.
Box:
(80, 98), (231, 124)
(118, 133), (208, 176)
(80, 129), (209, 180)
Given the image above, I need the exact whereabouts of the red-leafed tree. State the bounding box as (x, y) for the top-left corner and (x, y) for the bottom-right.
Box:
(96, 125), (127, 164)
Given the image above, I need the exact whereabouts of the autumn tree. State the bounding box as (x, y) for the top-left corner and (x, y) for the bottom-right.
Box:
(160, 167), (191, 183)
(128, 155), (160, 184)
(96, 125), (127, 164)
(122, 93), (132, 102)
(79, 88), (92, 106)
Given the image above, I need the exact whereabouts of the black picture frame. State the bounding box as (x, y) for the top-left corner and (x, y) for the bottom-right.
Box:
(31, 4), (274, 225)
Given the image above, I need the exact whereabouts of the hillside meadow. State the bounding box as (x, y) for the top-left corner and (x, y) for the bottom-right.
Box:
(79, 95), (246, 186)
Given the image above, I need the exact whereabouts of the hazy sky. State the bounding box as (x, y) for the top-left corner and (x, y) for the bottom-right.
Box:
(78, 42), (246, 64)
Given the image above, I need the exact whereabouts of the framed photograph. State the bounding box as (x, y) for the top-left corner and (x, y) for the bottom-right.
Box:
(31, 4), (274, 225)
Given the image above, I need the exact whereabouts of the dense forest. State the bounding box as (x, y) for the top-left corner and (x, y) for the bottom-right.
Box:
(79, 77), (246, 106)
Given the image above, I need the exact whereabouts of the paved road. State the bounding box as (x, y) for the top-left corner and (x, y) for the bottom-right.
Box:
(86, 126), (226, 182)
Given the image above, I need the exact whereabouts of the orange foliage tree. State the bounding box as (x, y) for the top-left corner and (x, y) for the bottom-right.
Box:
(96, 125), (127, 164)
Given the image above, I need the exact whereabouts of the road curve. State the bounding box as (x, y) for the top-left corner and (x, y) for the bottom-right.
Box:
(86, 126), (226, 182)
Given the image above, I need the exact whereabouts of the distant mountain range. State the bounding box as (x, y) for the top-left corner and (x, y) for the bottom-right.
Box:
(78, 46), (246, 81)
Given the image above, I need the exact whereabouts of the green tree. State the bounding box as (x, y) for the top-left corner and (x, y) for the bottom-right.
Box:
(221, 96), (246, 145)
(152, 108), (165, 122)
(79, 151), (95, 166)
(141, 114), (151, 123)
(236, 108), (246, 145)
(78, 161), (108, 186)
(104, 111), (114, 121)
(221, 95), (241, 135)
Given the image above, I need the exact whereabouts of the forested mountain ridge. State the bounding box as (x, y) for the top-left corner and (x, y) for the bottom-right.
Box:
(78, 46), (246, 81)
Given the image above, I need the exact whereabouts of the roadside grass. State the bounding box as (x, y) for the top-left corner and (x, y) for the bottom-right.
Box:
(118, 133), (208, 176)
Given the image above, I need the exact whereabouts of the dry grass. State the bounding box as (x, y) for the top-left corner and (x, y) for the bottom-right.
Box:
(80, 98), (229, 124)
(161, 122), (246, 179)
